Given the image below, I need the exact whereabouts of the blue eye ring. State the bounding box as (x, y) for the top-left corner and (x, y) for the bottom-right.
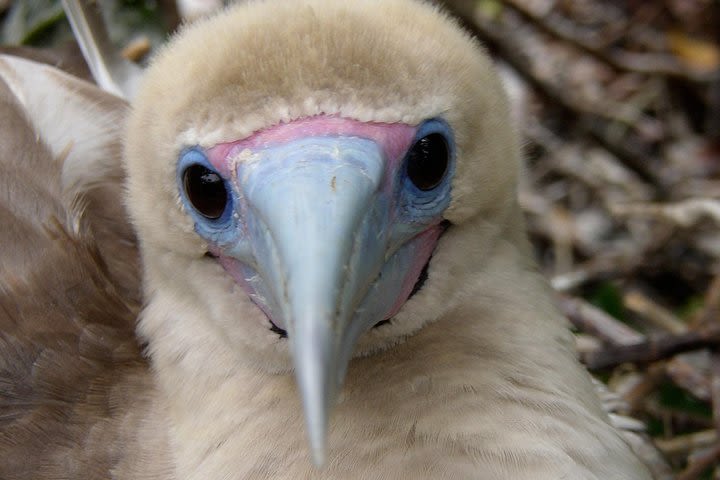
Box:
(404, 119), (454, 192)
(397, 119), (455, 222)
(405, 133), (450, 191)
(183, 164), (227, 219)
(177, 147), (234, 230)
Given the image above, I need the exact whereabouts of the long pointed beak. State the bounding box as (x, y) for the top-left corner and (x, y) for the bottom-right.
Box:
(237, 137), (388, 465)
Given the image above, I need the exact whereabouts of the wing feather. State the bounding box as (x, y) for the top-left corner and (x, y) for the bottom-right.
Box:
(0, 55), (162, 479)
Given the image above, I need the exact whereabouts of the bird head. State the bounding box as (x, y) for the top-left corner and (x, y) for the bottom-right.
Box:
(125, 0), (521, 465)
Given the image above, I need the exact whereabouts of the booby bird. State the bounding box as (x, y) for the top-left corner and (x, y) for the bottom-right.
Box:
(0, 0), (652, 478)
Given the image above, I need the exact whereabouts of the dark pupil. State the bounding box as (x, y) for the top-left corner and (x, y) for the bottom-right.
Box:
(183, 164), (227, 219)
(406, 133), (449, 191)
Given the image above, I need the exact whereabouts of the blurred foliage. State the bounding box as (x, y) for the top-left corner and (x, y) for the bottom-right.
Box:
(588, 281), (626, 321)
(2, 0), (67, 45)
(1, 0), (169, 50)
(658, 382), (712, 420)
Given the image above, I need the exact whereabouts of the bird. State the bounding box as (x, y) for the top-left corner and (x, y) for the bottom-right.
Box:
(0, 0), (654, 478)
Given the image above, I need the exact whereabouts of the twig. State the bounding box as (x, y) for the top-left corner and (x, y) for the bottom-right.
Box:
(558, 295), (646, 346)
(583, 327), (720, 370)
(502, 0), (718, 83)
(655, 429), (717, 456)
(711, 352), (720, 445)
(623, 289), (688, 334)
(691, 275), (720, 329)
(667, 355), (712, 402)
(550, 254), (643, 292)
(622, 364), (666, 412)
(612, 199), (720, 227)
(677, 443), (720, 480)
(441, 0), (664, 186)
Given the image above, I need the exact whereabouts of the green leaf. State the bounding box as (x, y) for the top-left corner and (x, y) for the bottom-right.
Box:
(588, 282), (625, 321)
(476, 0), (503, 20)
(678, 295), (704, 320)
(658, 382), (712, 418)
(2, 0), (68, 45)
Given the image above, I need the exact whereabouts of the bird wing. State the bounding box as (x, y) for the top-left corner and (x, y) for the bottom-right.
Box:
(0, 54), (164, 479)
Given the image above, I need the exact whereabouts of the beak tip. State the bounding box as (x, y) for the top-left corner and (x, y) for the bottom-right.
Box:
(311, 444), (326, 468)
(294, 321), (337, 470)
(305, 400), (329, 467)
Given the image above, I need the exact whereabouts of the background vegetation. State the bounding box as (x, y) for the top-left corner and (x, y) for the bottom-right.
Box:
(3, 0), (720, 477)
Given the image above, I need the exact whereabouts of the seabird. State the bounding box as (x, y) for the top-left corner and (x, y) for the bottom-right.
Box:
(0, 0), (652, 478)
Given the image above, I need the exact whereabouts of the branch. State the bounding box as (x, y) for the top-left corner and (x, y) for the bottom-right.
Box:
(558, 296), (646, 345)
(441, 0), (665, 186)
(502, 0), (718, 83)
(582, 327), (720, 370)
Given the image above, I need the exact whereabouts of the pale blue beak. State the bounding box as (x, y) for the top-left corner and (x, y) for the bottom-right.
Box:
(236, 137), (394, 465)
(185, 134), (447, 465)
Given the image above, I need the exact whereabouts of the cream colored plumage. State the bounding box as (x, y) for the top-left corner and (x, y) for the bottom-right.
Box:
(0, 0), (652, 478)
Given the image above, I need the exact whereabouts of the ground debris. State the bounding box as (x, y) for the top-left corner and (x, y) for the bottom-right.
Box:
(442, 0), (720, 476)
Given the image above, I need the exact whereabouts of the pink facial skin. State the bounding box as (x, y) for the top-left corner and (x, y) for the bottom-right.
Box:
(207, 115), (416, 185)
(213, 224), (444, 330)
(382, 224), (444, 320)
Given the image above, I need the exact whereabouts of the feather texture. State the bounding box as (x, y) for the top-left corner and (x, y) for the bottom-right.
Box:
(0, 1), (655, 478)
(0, 54), (169, 480)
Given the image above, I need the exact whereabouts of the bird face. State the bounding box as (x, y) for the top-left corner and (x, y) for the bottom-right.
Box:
(175, 115), (454, 459)
(125, 0), (521, 464)
(179, 116), (454, 342)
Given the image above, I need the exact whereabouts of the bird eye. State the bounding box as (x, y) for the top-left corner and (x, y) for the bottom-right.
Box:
(405, 133), (449, 191)
(182, 164), (228, 219)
